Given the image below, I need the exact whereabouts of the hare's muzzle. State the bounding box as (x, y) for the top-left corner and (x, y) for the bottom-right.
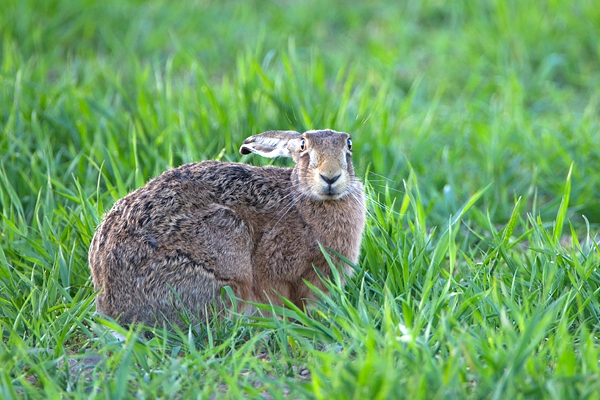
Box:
(313, 162), (350, 200)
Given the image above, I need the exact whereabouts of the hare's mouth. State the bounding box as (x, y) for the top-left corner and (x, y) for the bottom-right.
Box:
(322, 193), (344, 201)
(315, 185), (347, 200)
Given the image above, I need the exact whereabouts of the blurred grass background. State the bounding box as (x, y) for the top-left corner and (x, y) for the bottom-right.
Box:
(1, 0), (600, 398)
(3, 0), (600, 223)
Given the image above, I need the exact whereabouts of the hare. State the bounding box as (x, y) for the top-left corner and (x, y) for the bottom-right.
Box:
(89, 129), (366, 326)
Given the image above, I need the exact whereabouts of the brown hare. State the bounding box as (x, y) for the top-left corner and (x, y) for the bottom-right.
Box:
(89, 129), (366, 326)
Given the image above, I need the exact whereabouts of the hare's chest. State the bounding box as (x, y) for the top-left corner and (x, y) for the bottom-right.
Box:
(251, 219), (316, 278)
(250, 196), (365, 278)
(311, 202), (365, 259)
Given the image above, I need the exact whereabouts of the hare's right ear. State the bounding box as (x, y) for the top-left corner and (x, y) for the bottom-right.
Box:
(239, 130), (302, 159)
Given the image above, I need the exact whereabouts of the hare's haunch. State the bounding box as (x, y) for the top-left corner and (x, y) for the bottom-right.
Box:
(89, 129), (366, 325)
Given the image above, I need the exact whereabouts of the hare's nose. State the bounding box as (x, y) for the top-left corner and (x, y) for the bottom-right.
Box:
(320, 174), (340, 185)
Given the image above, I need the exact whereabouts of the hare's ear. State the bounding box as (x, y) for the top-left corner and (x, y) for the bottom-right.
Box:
(239, 130), (302, 159)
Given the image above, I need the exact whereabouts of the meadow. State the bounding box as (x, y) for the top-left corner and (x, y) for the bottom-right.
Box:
(1, 0), (600, 398)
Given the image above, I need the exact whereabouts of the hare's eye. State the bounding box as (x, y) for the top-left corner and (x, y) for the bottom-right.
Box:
(347, 138), (353, 150)
(300, 139), (307, 151)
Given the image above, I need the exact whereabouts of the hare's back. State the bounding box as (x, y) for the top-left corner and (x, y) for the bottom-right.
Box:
(95, 160), (291, 243)
(176, 160), (293, 208)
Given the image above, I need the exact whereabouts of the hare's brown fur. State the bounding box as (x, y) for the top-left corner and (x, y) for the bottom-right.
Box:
(89, 129), (365, 326)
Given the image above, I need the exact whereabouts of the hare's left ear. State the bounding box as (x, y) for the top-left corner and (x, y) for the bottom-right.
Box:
(239, 130), (301, 159)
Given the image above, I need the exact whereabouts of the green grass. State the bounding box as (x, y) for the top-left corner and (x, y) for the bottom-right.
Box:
(1, 0), (600, 398)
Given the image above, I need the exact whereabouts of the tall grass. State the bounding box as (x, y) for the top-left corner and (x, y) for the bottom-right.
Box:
(1, 0), (600, 398)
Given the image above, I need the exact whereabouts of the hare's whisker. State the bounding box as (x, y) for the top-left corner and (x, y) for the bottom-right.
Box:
(272, 189), (302, 217)
(267, 184), (301, 210)
(270, 192), (305, 231)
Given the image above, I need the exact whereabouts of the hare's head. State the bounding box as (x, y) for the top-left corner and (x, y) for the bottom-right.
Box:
(240, 129), (357, 200)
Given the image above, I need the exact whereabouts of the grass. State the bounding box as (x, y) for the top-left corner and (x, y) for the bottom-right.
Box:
(1, 0), (600, 398)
